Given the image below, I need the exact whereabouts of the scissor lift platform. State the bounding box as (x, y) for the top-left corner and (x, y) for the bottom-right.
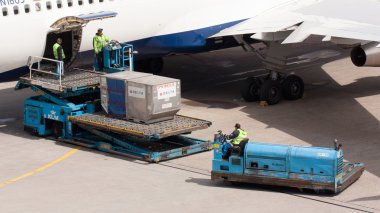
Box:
(69, 113), (211, 140)
(18, 68), (102, 92)
(18, 51), (213, 162)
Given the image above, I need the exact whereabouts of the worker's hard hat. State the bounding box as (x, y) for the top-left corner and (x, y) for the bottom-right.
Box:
(97, 28), (103, 32)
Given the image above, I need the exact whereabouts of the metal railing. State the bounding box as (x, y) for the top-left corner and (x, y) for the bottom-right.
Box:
(27, 56), (65, 87)
(121, 44), (134, 71)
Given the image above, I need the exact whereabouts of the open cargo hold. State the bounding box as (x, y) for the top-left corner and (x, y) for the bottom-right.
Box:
(127, 75), (181, 123)
(100, 71), (152, 116)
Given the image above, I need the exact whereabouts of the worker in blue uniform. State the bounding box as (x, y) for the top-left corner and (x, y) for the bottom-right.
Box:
(53, 38), (65, 79)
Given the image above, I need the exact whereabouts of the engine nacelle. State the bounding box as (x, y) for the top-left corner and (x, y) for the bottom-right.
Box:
(351, 43), (380, 67)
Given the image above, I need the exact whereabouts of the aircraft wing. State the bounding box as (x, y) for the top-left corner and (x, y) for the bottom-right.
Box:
(211, 0), (380, 45)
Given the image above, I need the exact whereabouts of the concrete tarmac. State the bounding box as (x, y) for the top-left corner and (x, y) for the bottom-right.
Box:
(0, 46), (379, 213)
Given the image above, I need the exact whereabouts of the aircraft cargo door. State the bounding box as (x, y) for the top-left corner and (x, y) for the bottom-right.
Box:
(42, 11), (118, 69)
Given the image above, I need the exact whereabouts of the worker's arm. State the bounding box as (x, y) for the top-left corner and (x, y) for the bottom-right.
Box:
(228, 130), (239, 139)
(105, 35), (110, 42)
(57, 46), (63, 61)
(93, 36), (98, 54)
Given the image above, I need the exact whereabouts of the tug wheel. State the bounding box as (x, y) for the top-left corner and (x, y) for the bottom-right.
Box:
(52, 122), (63, 139)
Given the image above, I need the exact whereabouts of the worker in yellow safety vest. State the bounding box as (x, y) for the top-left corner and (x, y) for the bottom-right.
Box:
(53, 38), (65, 78)
(228, 123), (248, 145)
(93, 28), (110, 70)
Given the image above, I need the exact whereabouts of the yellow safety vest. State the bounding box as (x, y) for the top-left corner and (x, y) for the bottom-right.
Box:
(93, 34), (110, 53)
(53, 43), (65, 60)
(232, 129), (248, 145)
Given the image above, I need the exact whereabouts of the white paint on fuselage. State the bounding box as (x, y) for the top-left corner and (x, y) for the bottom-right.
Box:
(0, 0), (293, 73)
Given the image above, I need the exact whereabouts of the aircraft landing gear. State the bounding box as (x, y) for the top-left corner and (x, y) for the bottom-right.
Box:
(259, 79), (283, 105)
(241, 72), (304, 105)
(241, 77), (261, 102)
(281, 75), (304, 101)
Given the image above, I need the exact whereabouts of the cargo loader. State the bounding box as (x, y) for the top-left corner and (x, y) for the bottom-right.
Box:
(16, 43), (212, 162)
(211, 131), (364, 193)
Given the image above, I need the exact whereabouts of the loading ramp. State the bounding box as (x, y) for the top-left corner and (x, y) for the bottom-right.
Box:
(17, 44), (212, 162)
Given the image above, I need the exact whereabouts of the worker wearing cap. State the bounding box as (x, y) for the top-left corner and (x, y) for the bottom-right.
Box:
(93, 28), (110, 70)
(228, 123), (248, 146)
(53, 38), (65, 78)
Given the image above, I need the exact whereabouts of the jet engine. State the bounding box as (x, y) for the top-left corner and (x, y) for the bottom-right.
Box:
(351, 43), (380, 67)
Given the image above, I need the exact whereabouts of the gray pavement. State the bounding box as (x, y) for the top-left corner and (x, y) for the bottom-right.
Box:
(0, 46), (379, 213)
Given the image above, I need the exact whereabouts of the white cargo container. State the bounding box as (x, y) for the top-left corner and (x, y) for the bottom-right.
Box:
(127, 75), (181, 123)
(100, 71), (152, 117)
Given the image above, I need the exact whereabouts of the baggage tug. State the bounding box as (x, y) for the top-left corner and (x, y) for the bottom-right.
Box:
(211, 132), (364, 193)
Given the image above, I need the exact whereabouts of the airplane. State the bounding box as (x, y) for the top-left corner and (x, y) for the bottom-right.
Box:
(0, 0), (379, 105)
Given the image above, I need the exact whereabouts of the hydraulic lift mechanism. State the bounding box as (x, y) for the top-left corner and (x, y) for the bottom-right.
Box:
(16, 43), (212, 163)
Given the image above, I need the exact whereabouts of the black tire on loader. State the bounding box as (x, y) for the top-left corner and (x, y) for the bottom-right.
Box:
(52, 122), (63, 139)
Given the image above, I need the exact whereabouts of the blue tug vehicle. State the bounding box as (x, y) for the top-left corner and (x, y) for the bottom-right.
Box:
(211, 131), (364, 193)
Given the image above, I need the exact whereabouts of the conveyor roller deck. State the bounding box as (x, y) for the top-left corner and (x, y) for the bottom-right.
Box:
(18, 47), (213, 162)
(69, 113), (212, 140)
(18, 68), (102, 92)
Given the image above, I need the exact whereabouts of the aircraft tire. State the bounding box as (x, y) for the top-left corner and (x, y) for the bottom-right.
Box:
(281, 75), (304, 100)
(241, 77), (261, 102)
(259, 79), (282, 105)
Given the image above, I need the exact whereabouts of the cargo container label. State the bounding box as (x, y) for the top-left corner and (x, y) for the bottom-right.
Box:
(162, 103), (173, 109)
(128, 86), (145, 99)
(157, 82), (176, 100)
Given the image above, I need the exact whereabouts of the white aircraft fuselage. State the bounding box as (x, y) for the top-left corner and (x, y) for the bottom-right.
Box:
(0, 0), (293, 76)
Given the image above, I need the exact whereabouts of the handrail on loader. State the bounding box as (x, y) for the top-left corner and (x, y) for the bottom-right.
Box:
(121, 44), (134, 71)
(27, 56), (65, 88)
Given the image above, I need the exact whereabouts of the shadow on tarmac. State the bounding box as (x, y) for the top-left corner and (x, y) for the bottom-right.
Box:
(349, 195), (380, 202)
(0, 86), (147, 165)
(161, 48), (380, 178)
(55, 141), (150, 165)
(0, 87), (39, 141)
(237, 75), (380, 177)
(0, 46), (379, 178)
(185, 177), (336, 196)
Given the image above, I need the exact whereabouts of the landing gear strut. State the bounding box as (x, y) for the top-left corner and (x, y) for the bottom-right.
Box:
(241, 72), (304, 105)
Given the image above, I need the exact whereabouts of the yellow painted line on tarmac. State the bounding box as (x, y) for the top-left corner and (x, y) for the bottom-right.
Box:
(0, 147), (80, 188)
